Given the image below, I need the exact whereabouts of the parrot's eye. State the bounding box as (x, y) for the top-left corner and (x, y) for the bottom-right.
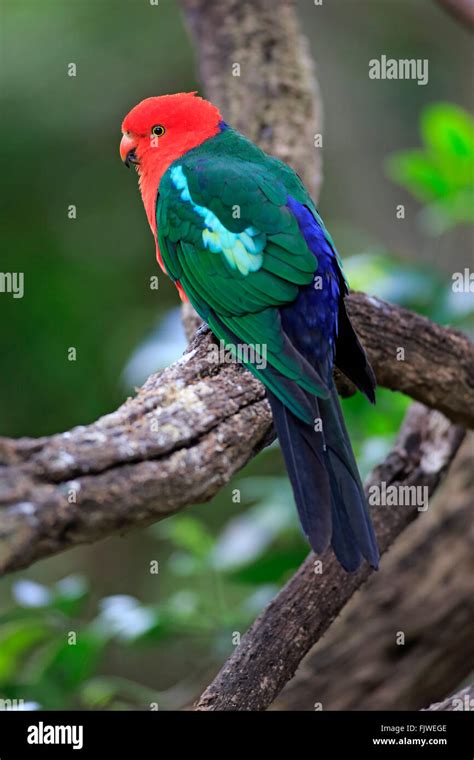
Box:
(151, 125), (166, 137)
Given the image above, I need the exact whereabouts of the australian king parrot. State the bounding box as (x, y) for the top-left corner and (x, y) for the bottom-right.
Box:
(120, 92), (379, 572)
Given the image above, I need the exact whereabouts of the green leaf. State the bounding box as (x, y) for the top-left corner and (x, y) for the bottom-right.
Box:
(386, 103), (474, 230)
(164, 516), (214, 560)
(0, 621), (50, 682)
(422, 103), (474, 160)
(229, 547), (308, 585)
(34, 633), (106, 693)
(386, 150), (450, 201)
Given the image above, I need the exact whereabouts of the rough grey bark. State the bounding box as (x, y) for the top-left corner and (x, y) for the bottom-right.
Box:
(196, 405), (465, 711)
(181, 0), (324, 197)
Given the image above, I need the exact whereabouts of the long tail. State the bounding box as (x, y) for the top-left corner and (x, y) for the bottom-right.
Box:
(267, 384), (379, 572)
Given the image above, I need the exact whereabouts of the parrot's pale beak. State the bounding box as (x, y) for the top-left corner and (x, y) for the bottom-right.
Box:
(120, 133), (139, 168)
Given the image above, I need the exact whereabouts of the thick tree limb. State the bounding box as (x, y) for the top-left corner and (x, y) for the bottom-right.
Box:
(0, 299), (471, 576)
(180, 0), (323, 198)
(344, 295), (473, 426)
(196, 404), (464, 711)
(276, 434), (474, 711)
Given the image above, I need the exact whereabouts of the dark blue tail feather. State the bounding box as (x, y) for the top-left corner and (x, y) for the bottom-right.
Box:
(268, 385), (379, 572)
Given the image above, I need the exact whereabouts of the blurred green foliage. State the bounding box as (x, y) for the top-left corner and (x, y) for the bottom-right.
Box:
(0, 575), (169, 709)
(0, 0), (196, 437)
(386, 104), (474, 234)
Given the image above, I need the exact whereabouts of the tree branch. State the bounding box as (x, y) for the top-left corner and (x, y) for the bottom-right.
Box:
(195, 404), (465, 711)
(344, 295), (473, 426)
(180, 0), (324, 197)
(0, 297), (471, 576)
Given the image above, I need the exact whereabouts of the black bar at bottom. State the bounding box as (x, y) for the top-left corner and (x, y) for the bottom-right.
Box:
(0, 709), (472, 757)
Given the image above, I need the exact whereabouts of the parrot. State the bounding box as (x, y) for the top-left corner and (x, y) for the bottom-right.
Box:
(120, 92), (379, 572)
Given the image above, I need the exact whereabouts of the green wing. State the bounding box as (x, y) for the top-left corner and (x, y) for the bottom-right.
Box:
(157, 155), (329, 422)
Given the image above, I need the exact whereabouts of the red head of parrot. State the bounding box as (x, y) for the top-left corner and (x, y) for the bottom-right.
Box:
(120, 92), (222, 236)
(120, 92), (222, 300)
